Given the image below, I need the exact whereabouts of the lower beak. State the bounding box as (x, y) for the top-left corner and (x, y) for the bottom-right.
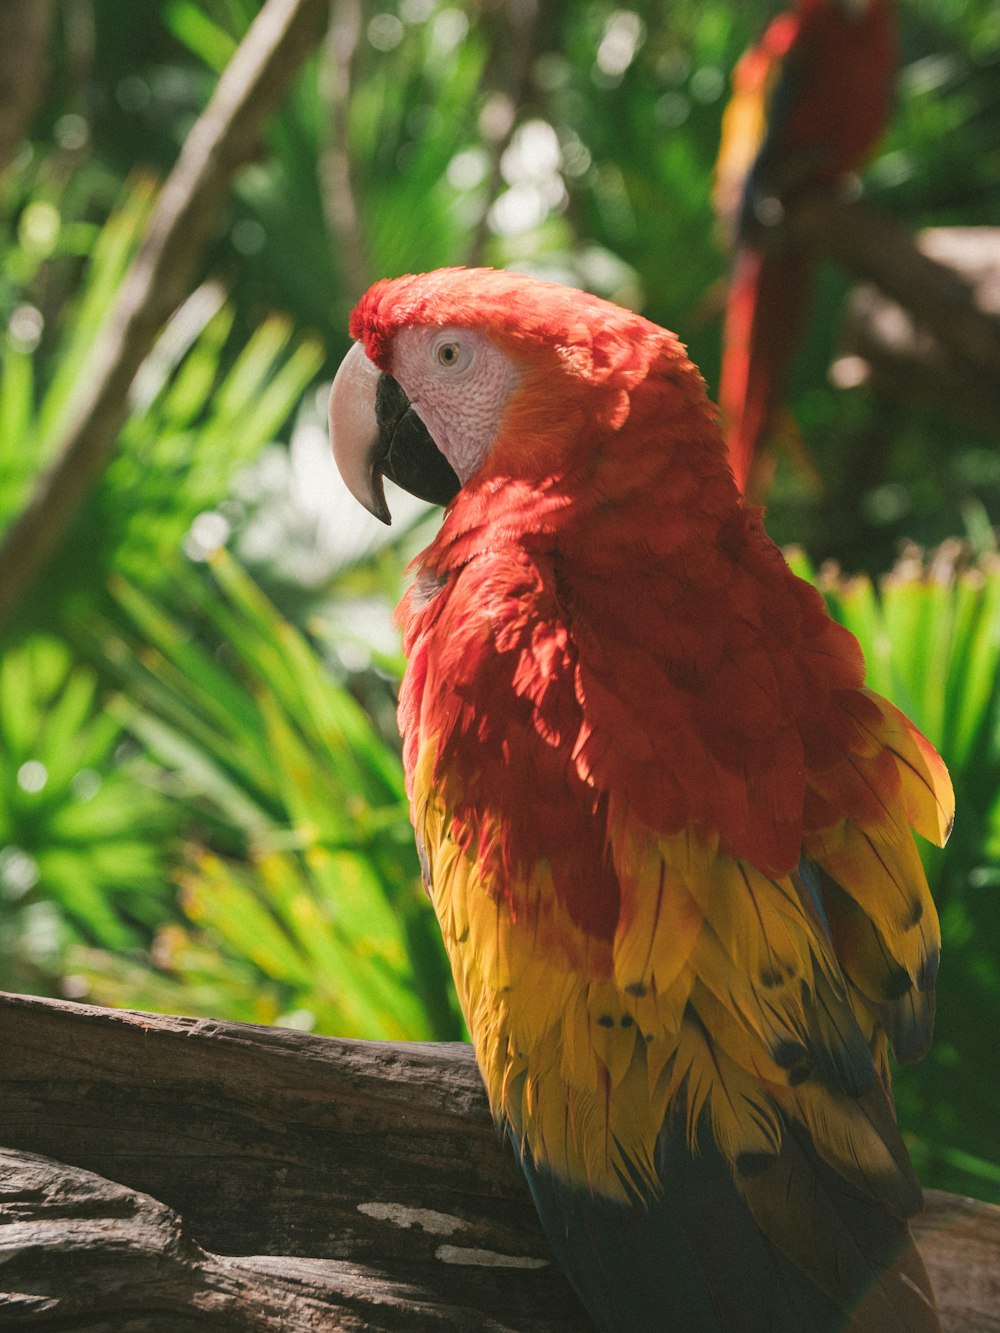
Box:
(328, 342), (460, 525)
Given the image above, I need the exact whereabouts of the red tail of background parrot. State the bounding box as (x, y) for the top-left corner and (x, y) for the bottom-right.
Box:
(329, 266), (952, 1332)
(715, 0), (896, 500)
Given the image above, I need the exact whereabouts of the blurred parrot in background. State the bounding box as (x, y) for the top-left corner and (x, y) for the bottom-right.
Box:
(329, 267), (952, 1332)
(715, 0), (896, 501)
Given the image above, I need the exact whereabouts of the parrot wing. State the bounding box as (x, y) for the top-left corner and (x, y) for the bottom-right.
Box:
(400, 535), (950, 1333)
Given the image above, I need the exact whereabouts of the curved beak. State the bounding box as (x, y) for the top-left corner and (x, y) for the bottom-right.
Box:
(328, 341), (461, 526)
(329, 341), (391, 523)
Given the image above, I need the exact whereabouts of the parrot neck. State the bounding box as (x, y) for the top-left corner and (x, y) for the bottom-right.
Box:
(409, 330), (745, 588)
(421, 431), (742, 584)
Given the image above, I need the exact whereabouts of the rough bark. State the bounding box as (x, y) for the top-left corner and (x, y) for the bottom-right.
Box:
(0, 991), (997, 1330)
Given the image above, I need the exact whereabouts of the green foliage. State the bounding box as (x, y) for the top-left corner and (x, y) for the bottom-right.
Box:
(74, 551), (460, 1040)
(809, 543), (1000, 773)
(0, 147), (331, 1015)
(1, 158), (324, 627)
(790, 543), (1000, 1200)
(163, 0), (494, 338)
(0, 636), (177, 993)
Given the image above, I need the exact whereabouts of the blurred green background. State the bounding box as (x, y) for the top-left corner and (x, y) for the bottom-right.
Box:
(1, 0), (998, 1202)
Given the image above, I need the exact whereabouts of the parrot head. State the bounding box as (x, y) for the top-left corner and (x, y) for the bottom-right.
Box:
(329, 267), (734, 530)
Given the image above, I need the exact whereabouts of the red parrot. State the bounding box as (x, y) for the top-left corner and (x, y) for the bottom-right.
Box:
(329, 267), (952, 1332)
(715, 0), (896, 500)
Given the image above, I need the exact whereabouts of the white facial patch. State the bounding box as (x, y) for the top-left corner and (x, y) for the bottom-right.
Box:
(388, 325), (520, 483)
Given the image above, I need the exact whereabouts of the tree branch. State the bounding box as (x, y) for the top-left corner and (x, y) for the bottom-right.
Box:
(833, 227), (1000, 435)
(0, 991), (997, 1330)
(0, 0), (330, 630)
(794, 196), (1000, 389)
(0, 0), (54, 177)
(319, 0), (370, 307)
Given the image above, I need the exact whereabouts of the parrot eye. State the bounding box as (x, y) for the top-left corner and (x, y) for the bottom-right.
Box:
(433, 337), (473, 373)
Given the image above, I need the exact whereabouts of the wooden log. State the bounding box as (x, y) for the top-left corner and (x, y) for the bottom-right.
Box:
(0, 990), (997, 1330)
(0, 991), (582, 1330)
(0, 1150), (543, 1330)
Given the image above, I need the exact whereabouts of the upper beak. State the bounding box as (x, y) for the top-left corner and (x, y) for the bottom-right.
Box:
(328, 342), (461, 525)
(329, 341), (391, 523)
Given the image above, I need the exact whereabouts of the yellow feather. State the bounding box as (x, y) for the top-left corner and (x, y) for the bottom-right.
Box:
(507, 956), (576, 1051)
(590, 980), (645, 1089)
(413, 740), (671, 1201)
(862, 689), (955, 846)
(612, 843), (705, 998)
(808, 819), (940, 949)
(409, 718), (936, 1220)
(654, 1016), (783, 1163)
(689, 979), (793, 1086)
(821, 866), (938, 1025)
(559, 986), (601, 1092)
(709, 856), (835, 987)
(775, 1076), (920, 1214)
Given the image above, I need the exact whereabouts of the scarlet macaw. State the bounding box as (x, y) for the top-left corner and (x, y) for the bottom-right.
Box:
(329, 267), (951, 1332)
(715, 0), (896, 500)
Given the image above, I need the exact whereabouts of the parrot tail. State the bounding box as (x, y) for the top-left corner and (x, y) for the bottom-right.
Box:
(519, 1102), (939, 1333)
(719, 243), (815, 499)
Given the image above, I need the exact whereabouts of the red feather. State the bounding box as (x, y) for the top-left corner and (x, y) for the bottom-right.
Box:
(716, 0), (897, 499)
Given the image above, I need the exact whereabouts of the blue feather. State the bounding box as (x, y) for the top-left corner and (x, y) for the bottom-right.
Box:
(516, 1107), (855, 1333)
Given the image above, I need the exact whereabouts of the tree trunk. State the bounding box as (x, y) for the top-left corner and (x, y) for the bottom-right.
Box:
(0, 991), (997, 1330)
(0, 0), (54, 177)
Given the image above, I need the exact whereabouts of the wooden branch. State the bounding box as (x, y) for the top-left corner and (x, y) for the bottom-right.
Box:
(794, 197), (1000, 390)
(0, 991), (584, 1330)
(319, 0), (370, 307)
(0, 0), (329, 630)
(0, 1150), (541, 1331)
(463, 1), (549, 268)
(0, 992), (998, 1330)
(833, 227), (1000, 434)
(0, 0), (54, 177)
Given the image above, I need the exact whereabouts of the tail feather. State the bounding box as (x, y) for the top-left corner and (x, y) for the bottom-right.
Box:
(806, 965), (879, 1097)
(718, 245), (814, 496)
(764, 1082), (919, 1222)
(518, 1141), (724, 1333)
(821, 865), (936, 1063)
(516, 1096), (939, 1333)
(737, 1116), (939, 1331)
